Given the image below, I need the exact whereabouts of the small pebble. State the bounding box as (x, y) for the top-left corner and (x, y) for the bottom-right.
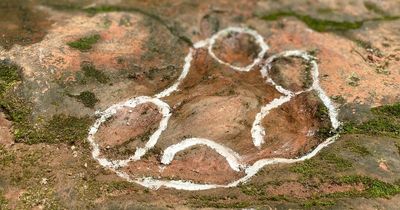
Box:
(40, 178), (48, 185)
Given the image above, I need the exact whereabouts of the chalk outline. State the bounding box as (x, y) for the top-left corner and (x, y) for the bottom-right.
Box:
(87, 26), (341, 190)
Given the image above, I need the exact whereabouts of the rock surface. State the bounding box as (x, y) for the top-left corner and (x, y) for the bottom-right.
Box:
(0, 0), (399, 209)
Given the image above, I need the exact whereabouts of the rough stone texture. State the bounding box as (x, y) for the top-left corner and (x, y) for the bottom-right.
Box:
(0, 0), (399, 209)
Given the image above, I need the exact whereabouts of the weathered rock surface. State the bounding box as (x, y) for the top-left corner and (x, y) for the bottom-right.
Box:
(0, 0), (399, 209)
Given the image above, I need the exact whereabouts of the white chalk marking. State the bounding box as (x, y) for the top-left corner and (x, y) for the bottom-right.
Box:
(88, 96), (171, 168)
(310, 59), (341, 129)
(208, 27), (269, 72)
(251, 95), (292, 148)
(155, 49), (194, 98)
(87, 27), (341, 191)
(252, 50), (339, 148)
(161, 138), (244, 172)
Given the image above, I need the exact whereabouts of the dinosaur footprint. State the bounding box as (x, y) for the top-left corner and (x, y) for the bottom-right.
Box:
(88, 27), (340, 190)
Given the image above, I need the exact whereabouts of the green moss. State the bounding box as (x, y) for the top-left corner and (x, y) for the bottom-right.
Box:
(342, 104), (400, 138)
(105, 181), (137, 193)
(322, 153), (353, 168)
(43, 114), (92, 144)
(347, 73), (360, 87)
(1, 93), (92, 145)
(316, 127), (333, 139)
(262, 11), (363, 32)
(290, 152), (352, 178)
(239, 183), (266, 196)
(0, 145), (16, 167)
(0, 62), (20, 85)
(81, 62), (109, 84)
(0, 67), (33, 142)
(69, 91), (99, 108)
(67, 34), (100, 52)
(288, 176), (400, 203)
(0, 61), (20, 95)
(291, 160), (316, 176)
(316, 103), (329, 120)
(345, 141), (372, 156)
(267, 195), (291, 202)
(14, 114), (92, 145)
(75, 180), (104, 207)
(83, 5), (120, 14)
(18, 187), (62, 210)
(189, 195), (250, 208)
(354, 38), (373, 50)
(140, 17), (180, 63)
(339, 175), (400, 198)
(262, 10), (399, 32)
(0, 190), (8, 210)
(372, 103), (400, 117)
(21, 151), (42, 168)
(331, 95), (346, 104)
(302, 60), (313, 89)
(0, 94), (32, 135)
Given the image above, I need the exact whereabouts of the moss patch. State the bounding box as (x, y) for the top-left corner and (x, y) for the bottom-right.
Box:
(0, 190), (8, 210)
(81, 62), (109, 84)
(345, 141), (372, 156)
(342, 103), (400, 138)
(262, 11), (363, 32)
(43, 114), (92, 144)
(261, 11), (399, 32)
(0, 61), (20, 95)
(189, 195), (250, 208)
(18, 186), (62, 209)
(0, 145), (16, 167)
(1, 91), (92, 145)
(290, 151), (352, 179)
(347, 73), (360, 87)
(302, 60), (313, 89)
(67, 34), (100, 52)
(69, 91), (99, 108)
(0, 75), (34, 144)
(354, 38), (374, 50)
(372, 103), (400, 117)
(13, 113), (92, 145)
(337, 175), (400, 198)
(239, 183), (266, 196)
